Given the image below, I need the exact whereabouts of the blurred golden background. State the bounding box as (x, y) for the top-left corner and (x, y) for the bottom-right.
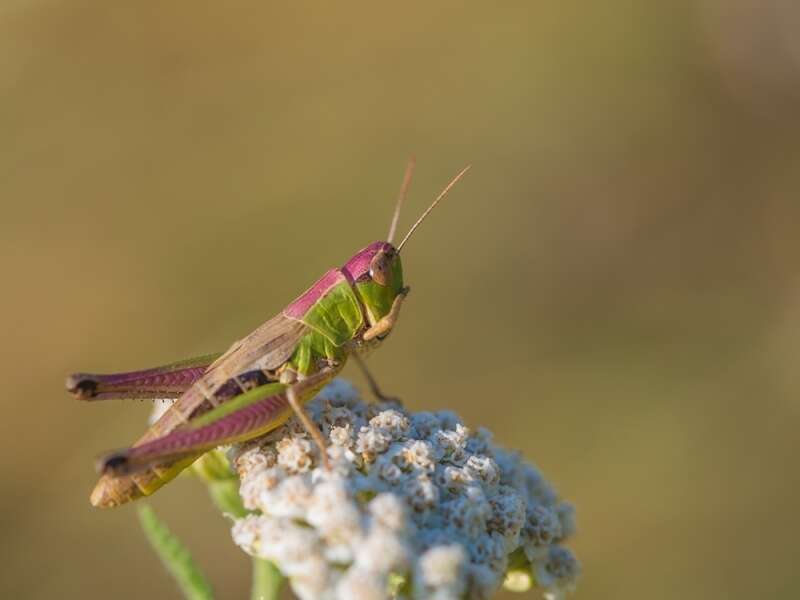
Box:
(2, 1), (799, 598)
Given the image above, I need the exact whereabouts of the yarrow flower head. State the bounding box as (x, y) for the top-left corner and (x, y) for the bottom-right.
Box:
(229, 379), (580, 600)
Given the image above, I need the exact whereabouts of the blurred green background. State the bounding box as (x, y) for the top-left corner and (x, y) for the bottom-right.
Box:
(2, 1), (799, 598)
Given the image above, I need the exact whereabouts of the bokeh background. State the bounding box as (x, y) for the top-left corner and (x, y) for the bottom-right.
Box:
(2, 2), (799, 599)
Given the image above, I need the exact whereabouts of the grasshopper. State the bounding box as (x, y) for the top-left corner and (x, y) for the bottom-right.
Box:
(67, 161), (470, 508)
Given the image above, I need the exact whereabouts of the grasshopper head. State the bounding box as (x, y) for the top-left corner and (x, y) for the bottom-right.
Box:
(342, 162), (469, 331)
(343, 241), (405, 328)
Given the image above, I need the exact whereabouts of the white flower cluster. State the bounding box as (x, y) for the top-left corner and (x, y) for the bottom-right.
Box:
(230, 380), (579, 600)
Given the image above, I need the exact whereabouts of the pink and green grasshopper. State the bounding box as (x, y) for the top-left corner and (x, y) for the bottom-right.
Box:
(66, 162), (470, 508)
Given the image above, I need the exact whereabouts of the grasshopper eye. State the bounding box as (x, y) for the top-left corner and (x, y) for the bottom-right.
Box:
(369, 249), (394, 286)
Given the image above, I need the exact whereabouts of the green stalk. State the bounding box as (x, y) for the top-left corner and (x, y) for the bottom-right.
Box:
(251, 557), (284, 600)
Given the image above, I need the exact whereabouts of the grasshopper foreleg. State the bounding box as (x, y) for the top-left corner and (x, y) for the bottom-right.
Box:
(362, 287), (410, 342)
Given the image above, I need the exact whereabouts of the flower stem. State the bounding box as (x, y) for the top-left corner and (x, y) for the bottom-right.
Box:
(250, 557), (284, 600)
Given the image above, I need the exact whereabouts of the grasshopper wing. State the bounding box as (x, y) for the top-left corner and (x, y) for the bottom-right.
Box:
(140, 313), (306, 442)
(206, 312), (307, 382)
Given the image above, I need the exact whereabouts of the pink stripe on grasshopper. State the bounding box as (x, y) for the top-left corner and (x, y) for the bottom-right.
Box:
(341, 241), (393, 281)
(283, 268), (348, 319)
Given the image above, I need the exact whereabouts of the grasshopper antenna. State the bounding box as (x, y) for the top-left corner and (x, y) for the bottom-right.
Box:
(386, 157), (416, 245)
(396, 164), (471, 252)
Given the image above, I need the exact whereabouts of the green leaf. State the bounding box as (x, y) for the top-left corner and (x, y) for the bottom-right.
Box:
(137, 505), (215, 600)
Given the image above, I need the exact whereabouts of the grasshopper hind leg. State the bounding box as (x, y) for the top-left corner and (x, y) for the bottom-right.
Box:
(66, 353), (218, 401)
(97, 367), (338, 476)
